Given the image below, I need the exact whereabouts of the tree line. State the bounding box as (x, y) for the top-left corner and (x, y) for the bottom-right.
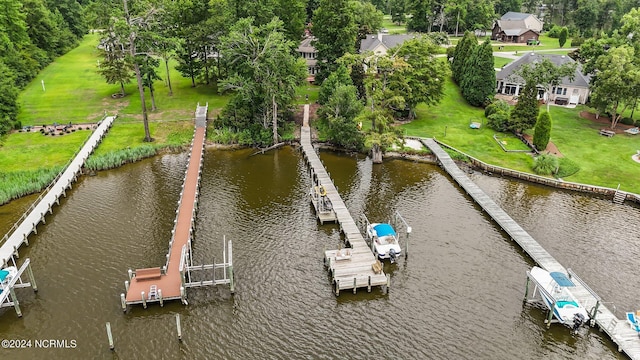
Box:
(0, 0), (86, 135)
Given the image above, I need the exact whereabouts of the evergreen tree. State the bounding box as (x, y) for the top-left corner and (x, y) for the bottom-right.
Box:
(509, 82), (539, 132)
(451, 31), (477, 85)
(559, 27), (568, 48)
(407, 0), (431, 32)
(533, 110), (552, 151)
(391, 0), (406, 25)
(460, 40), (495, 107)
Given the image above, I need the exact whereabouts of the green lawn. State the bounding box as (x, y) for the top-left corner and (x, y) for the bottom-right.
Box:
(381, 15), (407, 34)
(494, 56), (514, 68)
(402, 78), (640, 193)
(0, 130), (90, 172)
(18, 33), (230, 128)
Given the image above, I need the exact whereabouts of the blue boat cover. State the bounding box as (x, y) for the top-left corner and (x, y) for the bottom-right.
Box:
(373, 223), (396, 237)
(0, 270), (9, 282)
(550, 271), (575, 287)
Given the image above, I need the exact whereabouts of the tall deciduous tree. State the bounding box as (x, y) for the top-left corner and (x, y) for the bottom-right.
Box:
(407, 0), (432, 33)
(219, 18), (307, 144)
(97, 29), (132, 96)
(392, 37), (450, 118)
(318, 65), (353, 105)
(312, 0), (357, 81)
(391, 0), (406, 25)
(318, 84), (364, 150)
(460, 40), (495, 107)
(590, 46), (640, 129)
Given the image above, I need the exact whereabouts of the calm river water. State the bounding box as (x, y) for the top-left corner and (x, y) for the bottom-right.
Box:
(0, 146), (637, 359)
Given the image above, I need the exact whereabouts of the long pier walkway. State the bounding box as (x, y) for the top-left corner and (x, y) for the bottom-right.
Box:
(423, 138), (640, 359)
(300, 105), (388, 295)
(0, 115), (116, 267)
(123, 104), (209, 307)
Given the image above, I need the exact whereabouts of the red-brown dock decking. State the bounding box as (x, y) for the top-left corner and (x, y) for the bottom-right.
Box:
(125, 105), (207, 305)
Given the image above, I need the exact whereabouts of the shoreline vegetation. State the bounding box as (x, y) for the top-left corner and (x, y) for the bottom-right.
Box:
(2, 32), (640, 207)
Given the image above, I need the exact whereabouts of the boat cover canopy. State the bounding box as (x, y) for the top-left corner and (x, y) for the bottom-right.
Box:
(550, 271), (575, 287)
(373, 223), (396, 237)
(0, 270), (9, 282)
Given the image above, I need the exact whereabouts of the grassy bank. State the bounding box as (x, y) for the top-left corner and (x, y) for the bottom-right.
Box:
(402, 78), (640, 194)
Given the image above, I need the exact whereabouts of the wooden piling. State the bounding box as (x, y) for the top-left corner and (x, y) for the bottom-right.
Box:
(124, 280), (129, 293)
(141, 291), (146, 309)
(120, 294), (126, 312)
(368, 276), (371, 292)
(523, 277), (530, 302)
(158, 289), (163, 307)
(353, 277), (357, 294)
(176, 314), (182, 341)
(106, 322), (114, 350)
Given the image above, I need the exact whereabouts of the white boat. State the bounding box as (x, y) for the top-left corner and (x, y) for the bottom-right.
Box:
(366, 223), (401, 263)
(529, 266), (590, 332)
(0, 266), (18, 292)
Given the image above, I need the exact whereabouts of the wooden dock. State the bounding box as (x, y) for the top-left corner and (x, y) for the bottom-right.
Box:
(422, 138), (640, 359)
(300, 105), (389, 295)
(0, 115), (116, 266)
(123, 103), (234, 309)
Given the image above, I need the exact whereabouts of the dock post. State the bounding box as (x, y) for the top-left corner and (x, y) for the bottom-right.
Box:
(386, 274), (391, 294)
(523, 277), (530, 302)
(8, 287), (22, 317)
(368, 276), (371, 292)
(335, 280), (340, 296)
(106, 322), (114, 350)
(141, 291), (147, 309)
(124, 280), (129, 292)
(26, 261), (37, 292)
(405, 226), (411, 259)
(120, 294), (126, 312)
(180, 286), (188, 305)
(176, 314), (182, 341)
(158, 289), (163, 307)
(23, 234), (29, 246)
(545, 303), (555, 327)
(353, 277), (357, 294)
(128, 269), (133, 281)
(590, 301), (600, 325)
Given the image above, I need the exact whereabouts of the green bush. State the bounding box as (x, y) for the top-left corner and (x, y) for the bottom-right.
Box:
(570, 37), (585, 47)
(547, 25), (562, 38)
(487, 111), (510, 132)
(532, 154), (558, 175)
(484, 99), (510, 117)
(620, 117), (635, 126)
(556, 157), (580, 178)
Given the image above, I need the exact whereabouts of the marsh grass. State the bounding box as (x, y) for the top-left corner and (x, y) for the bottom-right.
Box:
(85, 145), (157, 171)
(0, 167), (63, 205)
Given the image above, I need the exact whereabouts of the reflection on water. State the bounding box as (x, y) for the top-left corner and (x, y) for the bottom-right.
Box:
(0, 147), (635, 359)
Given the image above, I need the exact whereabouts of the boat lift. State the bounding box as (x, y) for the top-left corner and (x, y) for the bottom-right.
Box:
(361, 211), (412, 259)
(179, 236), (234, 304)
(0, 258), (38, 317)
(524, 268), (601, 328)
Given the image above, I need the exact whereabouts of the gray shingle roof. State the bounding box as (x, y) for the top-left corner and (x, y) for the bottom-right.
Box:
(496, 53), (591, 88)
(502, 12), (534, 21)
(359, 34), (416, 53)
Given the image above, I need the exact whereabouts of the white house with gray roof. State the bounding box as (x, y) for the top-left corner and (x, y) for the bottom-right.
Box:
(359, 33), (416, 56)
(297, 36), (318, 82)
(496, 53), (591, 105)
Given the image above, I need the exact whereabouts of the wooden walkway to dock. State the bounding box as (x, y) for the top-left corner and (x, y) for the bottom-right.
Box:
(300, 105), (388, 294)
(124, 104), (208, 307)
(422, 138), (640, 359)
(0, 115), (116, 267)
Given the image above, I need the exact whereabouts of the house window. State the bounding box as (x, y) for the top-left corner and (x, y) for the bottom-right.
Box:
(563, 88), (567, 95)
(556, 87), (563, 95)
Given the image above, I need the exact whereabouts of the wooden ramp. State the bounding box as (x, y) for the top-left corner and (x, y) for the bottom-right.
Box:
(422, 138), (640, 359)
(124, 104), (208, 307)
(0, 115), (116, 267)
(300, 105), (388, 295)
